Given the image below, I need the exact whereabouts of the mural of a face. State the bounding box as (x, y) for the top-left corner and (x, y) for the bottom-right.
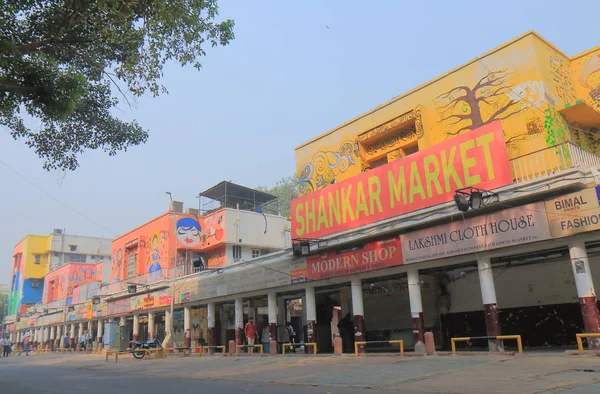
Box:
(176, 217), (201, 247)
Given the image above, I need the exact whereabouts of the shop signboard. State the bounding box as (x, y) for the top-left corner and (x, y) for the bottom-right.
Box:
(401, 202), (552, 264)
(306, 237), (403, 280)
(545, 186), (600, 238)
(291, 121), (512, 239)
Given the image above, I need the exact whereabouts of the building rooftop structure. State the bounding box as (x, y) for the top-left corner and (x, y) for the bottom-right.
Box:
(199, 181), (279, 215)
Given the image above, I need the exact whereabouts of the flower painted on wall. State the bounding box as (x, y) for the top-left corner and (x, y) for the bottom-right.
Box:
(176, 217), (201, 247)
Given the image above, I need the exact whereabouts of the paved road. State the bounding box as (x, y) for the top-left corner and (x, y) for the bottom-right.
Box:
(1, 352), (600, 393)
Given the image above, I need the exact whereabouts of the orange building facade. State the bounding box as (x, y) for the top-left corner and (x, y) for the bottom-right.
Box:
(110, 209), (226, 284)
(43, 262), (104, 305)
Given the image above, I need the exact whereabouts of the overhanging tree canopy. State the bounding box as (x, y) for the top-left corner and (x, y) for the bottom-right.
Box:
(0, 0), (234, 170)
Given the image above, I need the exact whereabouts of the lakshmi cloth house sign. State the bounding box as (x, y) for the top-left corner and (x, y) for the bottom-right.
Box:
(401, 202), (552, 264)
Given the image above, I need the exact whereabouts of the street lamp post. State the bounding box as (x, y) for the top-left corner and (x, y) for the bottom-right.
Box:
(166, 191), (175, 347)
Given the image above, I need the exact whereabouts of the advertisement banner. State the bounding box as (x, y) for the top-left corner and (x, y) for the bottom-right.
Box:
(545, 187), (600, 238)
(402, 202), (551, 264)
(306, 237), (402, 280)
(291, 121), (512, 239)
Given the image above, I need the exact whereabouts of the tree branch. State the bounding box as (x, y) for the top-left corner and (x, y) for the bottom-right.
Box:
(0, 84), (44, 95)
(486, 100), (520, 122)
(54, 2), (90, 39)
(438, 96), (469, 112)
(104, 72), (133, 108)
(473, 69), (509, 92)
(446, 125), (472, 137)
(435, 86), (470, 102)
(0, 2), (90, 55)
(477, 86), (511, 100)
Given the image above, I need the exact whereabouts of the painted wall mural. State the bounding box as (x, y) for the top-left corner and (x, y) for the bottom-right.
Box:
(297, 140), (359, 194)
(110, 212), (227, 284)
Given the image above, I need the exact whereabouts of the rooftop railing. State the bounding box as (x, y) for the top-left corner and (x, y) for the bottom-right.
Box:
(509, 142), (600, 183)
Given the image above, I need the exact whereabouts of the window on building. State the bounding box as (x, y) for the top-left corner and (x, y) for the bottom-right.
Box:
(30, 279), (41, 288)
(252, 249), (260, 259)
(127, 253), (137, 279)
(34, 254), (41, 264)
(69, 244), (77, 252)
(53, 252), (60, 258)
(233, 245), (242, 262)
(260, 249), (272, 256)
(65, 253), (87, 263)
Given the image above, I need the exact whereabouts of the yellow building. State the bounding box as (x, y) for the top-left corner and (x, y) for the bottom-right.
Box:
(7, 231), (111, 316)
(8, 235), (50, 315)
(295, 31), (600, 198)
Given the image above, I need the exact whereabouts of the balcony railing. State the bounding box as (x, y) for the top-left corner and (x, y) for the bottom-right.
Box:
(509, 142), (600, 183)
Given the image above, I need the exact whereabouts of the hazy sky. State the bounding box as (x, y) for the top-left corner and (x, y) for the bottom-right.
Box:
(1, 0), (599, 284)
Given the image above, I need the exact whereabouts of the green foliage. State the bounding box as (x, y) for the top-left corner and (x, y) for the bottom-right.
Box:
(543, 107), (568, 147)
(0, 293), (7, 324)
(0, 0), (234, 170)
(257, 176), (299, 218)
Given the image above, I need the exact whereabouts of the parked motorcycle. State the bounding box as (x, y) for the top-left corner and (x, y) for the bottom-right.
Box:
(130, 337), (162, 359)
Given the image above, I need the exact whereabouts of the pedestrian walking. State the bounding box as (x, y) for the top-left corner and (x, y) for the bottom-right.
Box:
(80, 331), (87, 351)
(244, 318), (256, 353)
(19, 332), (31, 356)
(286, 322), (296, 353)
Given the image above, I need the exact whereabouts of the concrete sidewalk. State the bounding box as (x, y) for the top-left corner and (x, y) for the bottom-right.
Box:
(3, 351), (600, 393)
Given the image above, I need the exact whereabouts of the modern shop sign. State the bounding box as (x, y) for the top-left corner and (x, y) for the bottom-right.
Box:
(545, 186), (600, 237)
(306, 237), (402, 280)
(291, 121), (512, 239)
(402, 202), (552, 264)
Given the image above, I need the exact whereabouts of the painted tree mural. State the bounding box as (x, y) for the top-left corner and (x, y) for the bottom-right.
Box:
(435, 70), (525, 142)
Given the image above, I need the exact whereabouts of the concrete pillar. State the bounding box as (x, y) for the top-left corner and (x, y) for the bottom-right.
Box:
(267, 291), (278, 341)
(147, 312), (155, 339)
(207, 303), (216, 347)
(97, 320), (104, 351)
(70, 323), (75, 348)
(184, 306), (191, 347)
(132, 314), (140, 341)
(407, 269), (425, 345)
(165, 310), (172, 337)
(305, 286), (317, 348)
(267, 292), (278, 355)
(569, 240), (600, 349)
(234, 298), (244, 346)
(478, 256), (504, 352)
(50, 326), (56, 349)
(351, 277), (365, 354)
(16, 331), (21, 348)
(56, 325), (62, 348)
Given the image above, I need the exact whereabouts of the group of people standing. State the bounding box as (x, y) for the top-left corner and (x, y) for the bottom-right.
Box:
(0, 336), (13, 357)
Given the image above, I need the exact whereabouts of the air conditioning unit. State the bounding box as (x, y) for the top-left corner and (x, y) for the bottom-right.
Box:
(186, 208), (199, 216)
(169, 201), (184, 213)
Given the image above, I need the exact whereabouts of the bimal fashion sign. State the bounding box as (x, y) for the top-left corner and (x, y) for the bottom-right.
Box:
(401, 202), (552, 264)
(545, 186), (600, 237)
(291, 121), (513, 239)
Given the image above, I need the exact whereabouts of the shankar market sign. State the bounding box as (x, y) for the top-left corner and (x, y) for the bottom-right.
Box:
(291, 121), (513, 239)
(401, 202), (552, 264)
(306, 237), (402, 280)
(545, 186), (600, 237)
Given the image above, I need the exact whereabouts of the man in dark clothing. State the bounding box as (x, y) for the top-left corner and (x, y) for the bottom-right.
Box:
(338, 314), (354, 353)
